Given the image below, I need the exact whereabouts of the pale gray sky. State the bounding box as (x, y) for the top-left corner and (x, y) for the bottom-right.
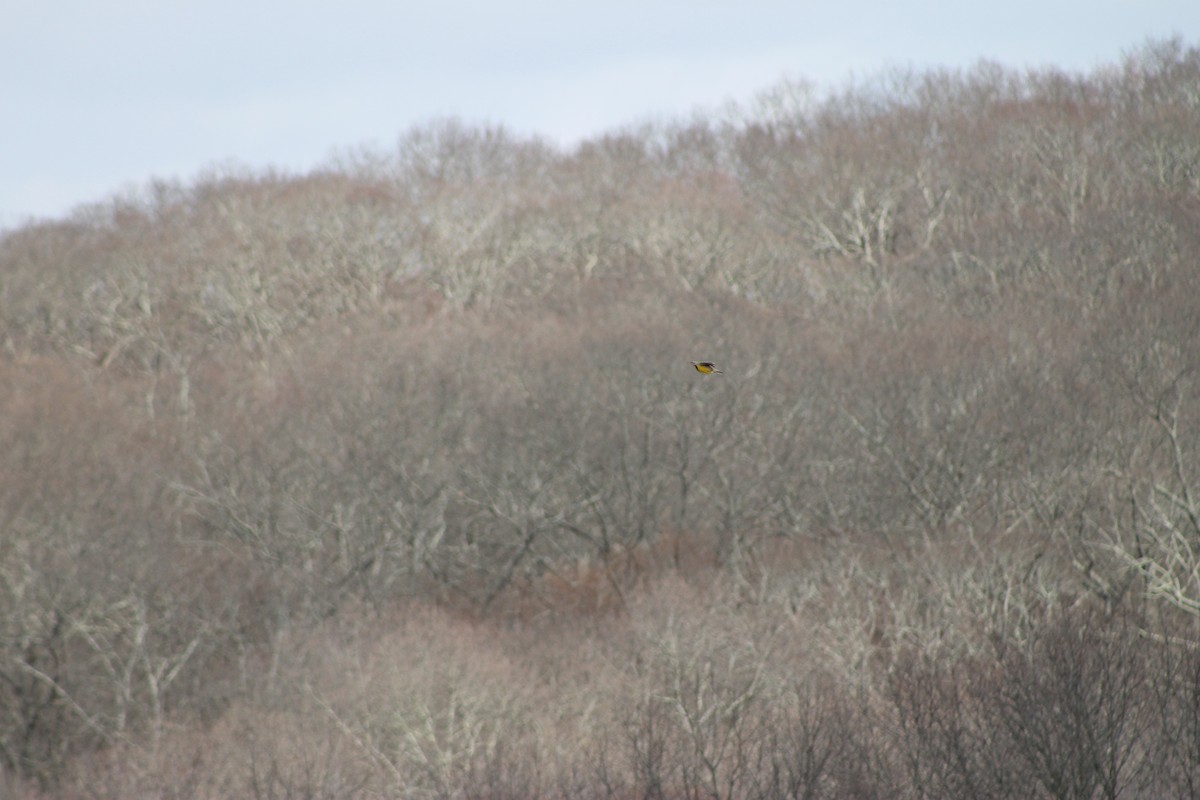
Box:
(3, 0), (1197, 227)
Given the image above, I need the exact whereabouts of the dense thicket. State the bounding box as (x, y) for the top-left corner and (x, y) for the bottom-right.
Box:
(2, 38), (1199, 798)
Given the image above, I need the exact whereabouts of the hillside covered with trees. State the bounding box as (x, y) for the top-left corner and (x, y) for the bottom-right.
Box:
(2, 37), (1200, 799)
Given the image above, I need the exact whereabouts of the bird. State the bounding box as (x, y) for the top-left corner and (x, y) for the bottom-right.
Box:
(691, 361), (722, 375)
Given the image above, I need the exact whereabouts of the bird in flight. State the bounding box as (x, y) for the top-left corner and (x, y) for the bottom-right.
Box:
(691, 361), (722, 375)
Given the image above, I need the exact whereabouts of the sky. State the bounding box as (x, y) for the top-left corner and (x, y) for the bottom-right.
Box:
(3, 0), (1198, 228)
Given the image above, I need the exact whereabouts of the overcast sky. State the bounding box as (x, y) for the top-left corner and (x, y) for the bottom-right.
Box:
(3, 0), (1197, 228)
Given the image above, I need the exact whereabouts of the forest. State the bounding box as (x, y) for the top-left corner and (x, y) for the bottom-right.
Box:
(1, 37), (1199, 799)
